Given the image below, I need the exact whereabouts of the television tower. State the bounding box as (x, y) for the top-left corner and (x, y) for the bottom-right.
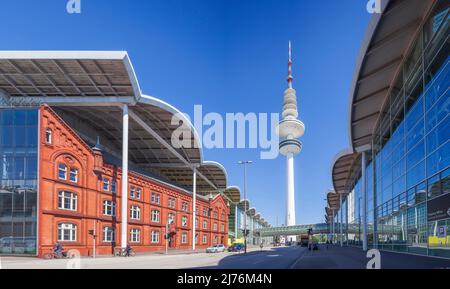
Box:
(278, 41), (305, 241)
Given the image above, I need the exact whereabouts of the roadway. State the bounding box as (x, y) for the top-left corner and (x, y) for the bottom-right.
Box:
(1, 245), (450, 269)
(0, 246), (305, 269)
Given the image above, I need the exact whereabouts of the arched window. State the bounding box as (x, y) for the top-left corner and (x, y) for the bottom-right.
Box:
(58, 223), (77, 241)
(58, 191), (77, 211)
(45, 128), (52, 144)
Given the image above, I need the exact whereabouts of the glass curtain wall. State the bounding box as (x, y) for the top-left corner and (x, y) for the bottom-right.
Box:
(0, 109), (39, 255)
(372, 1), (449, 257)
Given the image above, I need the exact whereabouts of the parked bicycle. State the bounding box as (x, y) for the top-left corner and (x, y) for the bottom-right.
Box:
(43, 248), (75, 260)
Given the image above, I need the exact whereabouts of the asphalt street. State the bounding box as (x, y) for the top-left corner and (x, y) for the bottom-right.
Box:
(1, 245), (450, 269)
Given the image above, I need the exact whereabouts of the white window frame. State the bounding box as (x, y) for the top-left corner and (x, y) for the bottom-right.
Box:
(168, 213), (175, 225)
(69, 168), (78, 183)
(111, 180), (116, 194)
(151, 210), (160, 223)
(58, 223), (77, 242)
(213, 223), (218, 231)
(202, 235), (207, 244)
(181, 232), (188, 244)
(103, 200), (116, 216)
(130, 186), (135, 198)
(58, 191), (77, 211)
(130, 229), (140, 243)
(45, 128), (52, 144)
(103, 227), (115, 242)
(58, 164), (67, 180)
(130, 206), (141, 220)
(136, 188), (141, 199)
(103, 178), (110, 192)
(203, 220), (207, 229)
(181, 216), (188, 227)
(151, 231), (160, 244)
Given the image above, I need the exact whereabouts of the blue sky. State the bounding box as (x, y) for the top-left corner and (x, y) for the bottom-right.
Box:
(0, 0), (370, 225)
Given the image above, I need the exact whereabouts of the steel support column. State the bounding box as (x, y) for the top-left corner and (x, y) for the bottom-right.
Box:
(192, 169), (197, 250)
(340, 194), (343, 247)
(121, 104), (129, 249)
(362, 151), (368, 251)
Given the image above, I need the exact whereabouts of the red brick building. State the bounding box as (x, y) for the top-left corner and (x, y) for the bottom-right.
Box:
(0, 52), (246, 257)
(38, 106), (229, 257)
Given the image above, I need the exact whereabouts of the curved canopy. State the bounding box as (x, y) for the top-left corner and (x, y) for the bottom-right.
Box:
(348, 0), (435, 150)
(224, 186), (241, 203)
(331, 149), (359, 195)
(238, 199), (250, 211)
(247, 208), (256, 217)
(327, 191), (340, 211)
(0, 51), (229, 193)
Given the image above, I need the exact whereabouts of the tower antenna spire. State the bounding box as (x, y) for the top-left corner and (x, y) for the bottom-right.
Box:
(288, 41), (293, 89)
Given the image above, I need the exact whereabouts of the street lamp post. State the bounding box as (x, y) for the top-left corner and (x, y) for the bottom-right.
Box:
(238, 160), (253, 254)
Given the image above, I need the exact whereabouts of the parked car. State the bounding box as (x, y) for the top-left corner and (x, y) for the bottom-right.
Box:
(206, 244), (226, 253)
(227, 243), (245, 252)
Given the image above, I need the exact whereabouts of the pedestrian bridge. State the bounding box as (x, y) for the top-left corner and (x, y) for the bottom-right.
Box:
(255, 223), (390, 237)
(255, 223), (330, 237)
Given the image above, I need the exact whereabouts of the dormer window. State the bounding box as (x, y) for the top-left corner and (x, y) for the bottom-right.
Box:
(45, 128), (52, 144)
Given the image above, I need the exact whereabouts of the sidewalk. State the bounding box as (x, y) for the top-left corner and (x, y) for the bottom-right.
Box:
(291, 244), (450, 269)
(0, 245), (264, 262)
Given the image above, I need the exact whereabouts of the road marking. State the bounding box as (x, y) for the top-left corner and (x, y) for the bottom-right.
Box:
(289, 249), (308, 269)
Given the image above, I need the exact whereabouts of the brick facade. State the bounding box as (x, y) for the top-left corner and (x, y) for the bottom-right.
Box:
(38, 106), (229, 257)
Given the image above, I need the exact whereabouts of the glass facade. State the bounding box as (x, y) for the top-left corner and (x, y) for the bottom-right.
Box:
(228, 204), (244, 240)
(0, 109), (39, 255)
(339, 1), (450, 258)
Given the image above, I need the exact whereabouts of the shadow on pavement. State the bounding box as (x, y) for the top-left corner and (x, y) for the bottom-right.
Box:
(292, 244), (450, 269)
(195, 246), (307, 269)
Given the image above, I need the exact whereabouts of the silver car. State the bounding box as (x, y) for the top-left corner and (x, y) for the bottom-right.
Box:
(206, 244), (226, 253)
